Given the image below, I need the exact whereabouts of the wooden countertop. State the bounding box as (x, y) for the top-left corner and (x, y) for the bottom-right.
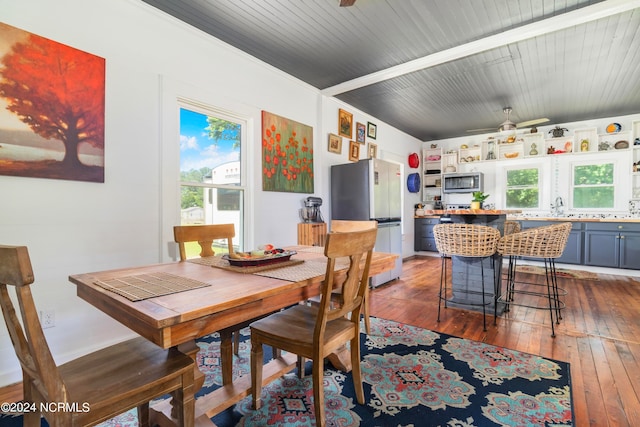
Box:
(415, 212), (640, 223)
(415, 209), (521, 217)
(508, 216), (640, 223)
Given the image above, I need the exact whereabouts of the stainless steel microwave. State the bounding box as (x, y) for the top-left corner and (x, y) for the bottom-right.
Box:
(442, 172), (484, 193)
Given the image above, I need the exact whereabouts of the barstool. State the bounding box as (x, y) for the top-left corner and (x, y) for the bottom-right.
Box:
(503, 220), (521, 235)
(433, 223), (501, 331)
(495, 222), (572, 337)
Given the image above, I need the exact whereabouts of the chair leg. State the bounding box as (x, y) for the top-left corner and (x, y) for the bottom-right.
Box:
(312, 351), (326, 427)
(250, 335), (264, 410)
(233, 330), (240, 356)
(437, 255), (446, 322)
(350, 334), (365, 404)
(480, 258), (487, 331)
(543, 260), (557, 338)
(22, 380), (41, 427)
(137, 403), (150, 427)
(363, 286), (371, 334)
(297, 356), (306, 378)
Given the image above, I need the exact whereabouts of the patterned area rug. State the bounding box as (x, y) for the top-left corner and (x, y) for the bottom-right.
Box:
(0, 317), (573, 427)
(516, 264), (599, 280)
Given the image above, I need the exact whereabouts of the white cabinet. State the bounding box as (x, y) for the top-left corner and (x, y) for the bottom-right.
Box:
(632, 120), (640, 199)
(422, 147), (442, 200)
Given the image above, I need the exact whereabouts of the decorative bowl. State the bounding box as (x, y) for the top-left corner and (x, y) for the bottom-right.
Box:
(504, 152), (519, 159)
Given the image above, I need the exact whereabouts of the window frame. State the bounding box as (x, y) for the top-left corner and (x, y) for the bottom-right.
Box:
(177, 99), (248, 251)
(501, 162), (545, 211)
(568, 157), (619, 211)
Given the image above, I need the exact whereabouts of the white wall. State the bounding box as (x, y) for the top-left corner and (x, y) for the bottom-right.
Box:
(0, 0), (422, 385)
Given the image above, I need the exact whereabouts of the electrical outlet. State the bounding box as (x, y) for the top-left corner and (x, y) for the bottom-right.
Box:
(40, 309), (55, 329)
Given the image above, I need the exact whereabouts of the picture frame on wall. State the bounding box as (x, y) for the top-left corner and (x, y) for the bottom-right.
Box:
(356, 122), (366, 143)
(338, 108), (353, 138)
(348, 140), (359, 162)
(328, 133), (342, 154)
(367, 122), (377, 139)
(367, 142), (378, 159)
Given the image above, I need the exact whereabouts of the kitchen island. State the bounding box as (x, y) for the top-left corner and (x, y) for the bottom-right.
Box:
(415, 209), (521, 316)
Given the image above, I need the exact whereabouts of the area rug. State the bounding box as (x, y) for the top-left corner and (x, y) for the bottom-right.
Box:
(516, 264), (598, 280)
(0, 317), (573, 427)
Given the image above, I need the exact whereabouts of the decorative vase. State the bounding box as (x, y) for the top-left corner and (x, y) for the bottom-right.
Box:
(470, 201), (481, 210)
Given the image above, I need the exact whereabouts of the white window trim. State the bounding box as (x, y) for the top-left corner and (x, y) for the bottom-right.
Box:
(498, 160), (549, 212)
(568, 154), (625, 212)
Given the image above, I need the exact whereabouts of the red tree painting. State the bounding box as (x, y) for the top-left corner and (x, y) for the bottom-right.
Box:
(0, 22), (105, 182)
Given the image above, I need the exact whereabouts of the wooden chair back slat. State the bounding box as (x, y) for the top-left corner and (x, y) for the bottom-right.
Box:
(316, 228), (376, 335)
(173, 224), (235, 260)
(0, 245), (66, 404)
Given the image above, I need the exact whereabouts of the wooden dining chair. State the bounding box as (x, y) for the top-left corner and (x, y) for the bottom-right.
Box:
(250, 227), (377, 427)
(173, 223), (235, 260)
(330, 219), (377, 333)
(0, 245), (195, 427)
(174, 224), (277, 385)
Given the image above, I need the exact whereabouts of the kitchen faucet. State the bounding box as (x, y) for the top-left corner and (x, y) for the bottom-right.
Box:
(551, 196), (564, 216)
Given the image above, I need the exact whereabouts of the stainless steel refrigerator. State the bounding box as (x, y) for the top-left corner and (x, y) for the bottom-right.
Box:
(330, 158), (403, 287)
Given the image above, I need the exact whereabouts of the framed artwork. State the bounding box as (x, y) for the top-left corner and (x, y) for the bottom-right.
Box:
(261, 110), (314, 193)
(328, 133), (342, 154)
(368, 142), (378, 159)
(367, 122), (377, 139)
(338, 109), (353, 138)
(348, 140), (360, 162)
(0, 22), (105, 183)
(356, 122), (366, 143)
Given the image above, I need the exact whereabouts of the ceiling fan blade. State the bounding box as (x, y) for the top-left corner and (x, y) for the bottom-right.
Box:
(516, 117), (550, 128)
(466, 128), (495, 133)
(340, 0), (356, 6)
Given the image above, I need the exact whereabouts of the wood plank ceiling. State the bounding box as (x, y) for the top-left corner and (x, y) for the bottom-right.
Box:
(141, 0), (640, 141)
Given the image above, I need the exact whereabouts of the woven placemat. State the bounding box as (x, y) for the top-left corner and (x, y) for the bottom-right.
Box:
(253, 258), (350, 282)
(94, 272), (211, 301)
(187, 255), (304, 274)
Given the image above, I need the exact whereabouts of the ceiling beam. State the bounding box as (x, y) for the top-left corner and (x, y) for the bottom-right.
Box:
(321, 0), (640, 96)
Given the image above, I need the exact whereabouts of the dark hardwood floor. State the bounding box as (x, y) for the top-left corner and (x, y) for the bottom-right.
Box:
(2, 255), (639, 425)
(369, 255), (640, 427)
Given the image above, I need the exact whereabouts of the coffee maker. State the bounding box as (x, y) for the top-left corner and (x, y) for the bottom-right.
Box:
(299, 197), (324, 223)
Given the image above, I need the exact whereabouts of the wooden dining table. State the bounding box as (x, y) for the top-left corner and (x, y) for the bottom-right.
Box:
(69, 245), (398, 427)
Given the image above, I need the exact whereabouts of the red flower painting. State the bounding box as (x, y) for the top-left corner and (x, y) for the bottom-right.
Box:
(261, 111), (313, 193)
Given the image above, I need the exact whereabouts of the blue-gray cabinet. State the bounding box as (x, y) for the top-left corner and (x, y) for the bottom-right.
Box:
(584, 222), (640, 269)
(414, 217), (439, 252)
(519, 220), (584, 265)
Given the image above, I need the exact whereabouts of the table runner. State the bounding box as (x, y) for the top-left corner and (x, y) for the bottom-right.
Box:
(188, 255), (350, 282)
(187, 255), (304, 273)
(94, 272), (211, 301)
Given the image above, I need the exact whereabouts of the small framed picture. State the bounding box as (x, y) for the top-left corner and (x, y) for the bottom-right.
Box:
(367, 142), (378, 159)
(348, 140), (360, 162)
(328, 133), (342, 154)
(356, 122), (366, 143)
(338, 109), (353, 139)
(367, 122), (377, 139)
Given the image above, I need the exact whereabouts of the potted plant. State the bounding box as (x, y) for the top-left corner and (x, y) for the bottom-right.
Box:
(471, 191), (489, 210)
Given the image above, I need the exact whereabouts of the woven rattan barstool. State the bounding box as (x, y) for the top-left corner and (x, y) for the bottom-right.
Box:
(503, 220), (521, 235)
(433, 223), (501, 331)
(496, 222), (572, 337)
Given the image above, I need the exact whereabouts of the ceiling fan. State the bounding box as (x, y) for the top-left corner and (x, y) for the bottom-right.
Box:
(340, 0), (356, 6)
(467, 107), (550, 134)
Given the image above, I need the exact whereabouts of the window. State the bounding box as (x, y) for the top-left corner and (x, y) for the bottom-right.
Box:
(572, 162), (614, 209)
(179, 104), (246, 255)
(505, 167), (540, 209)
